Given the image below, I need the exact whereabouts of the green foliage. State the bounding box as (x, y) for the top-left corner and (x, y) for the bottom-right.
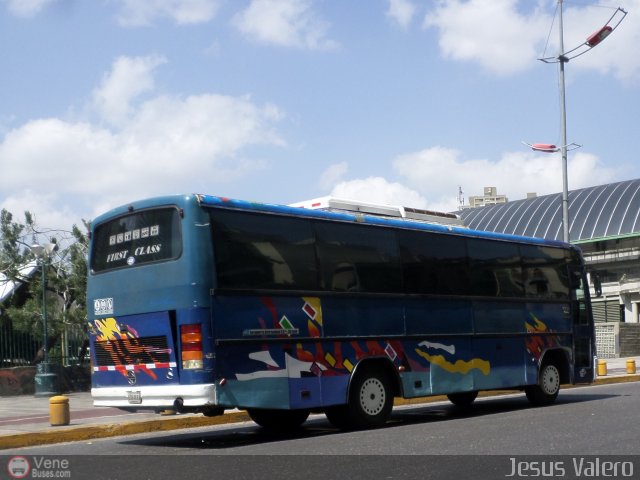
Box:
(0, 209), (88, 338)
(0, 209), (30, 279)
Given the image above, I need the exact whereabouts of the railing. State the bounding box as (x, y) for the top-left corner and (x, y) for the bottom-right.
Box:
(583, 247), (640, 265)
(0, 323), (88, 368)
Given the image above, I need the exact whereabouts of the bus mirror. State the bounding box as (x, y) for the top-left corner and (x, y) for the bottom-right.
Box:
(570, 270), (582, 290)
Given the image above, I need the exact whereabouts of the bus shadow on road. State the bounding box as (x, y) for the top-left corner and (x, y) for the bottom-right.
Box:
(120, 391), (616, 451)
(391, 391), (614, 425)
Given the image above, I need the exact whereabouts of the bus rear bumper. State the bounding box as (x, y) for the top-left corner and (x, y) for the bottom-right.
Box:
(92, 384), (218, 412)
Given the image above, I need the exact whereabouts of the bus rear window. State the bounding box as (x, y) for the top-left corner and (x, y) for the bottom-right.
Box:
(90, 208), (182, 273)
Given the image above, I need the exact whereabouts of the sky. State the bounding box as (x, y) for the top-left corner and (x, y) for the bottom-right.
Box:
(1, 0), (639, 233)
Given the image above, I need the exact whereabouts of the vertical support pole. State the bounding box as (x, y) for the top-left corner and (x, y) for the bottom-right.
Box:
(558, 0), (570, 243)
(41, 259), (49, 371)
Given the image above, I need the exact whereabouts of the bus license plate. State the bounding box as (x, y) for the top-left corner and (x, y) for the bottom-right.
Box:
(127, 391), (142, 404)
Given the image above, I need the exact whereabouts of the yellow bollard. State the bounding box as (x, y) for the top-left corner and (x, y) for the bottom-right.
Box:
(49, 395), (70, 426)
(626, 359), (637, 375)
(597, 360), (607, 376)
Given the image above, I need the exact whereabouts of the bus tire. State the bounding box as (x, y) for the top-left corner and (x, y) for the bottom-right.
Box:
(247, 408), (310, 431)
(331, 367), (393, 430)
(324, 405), (352, 429)
(525, 362), (561, 406)
(447, 390), (478, 407)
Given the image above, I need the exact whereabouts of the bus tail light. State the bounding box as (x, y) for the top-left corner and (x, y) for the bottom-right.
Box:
(180, 324), (203, 369)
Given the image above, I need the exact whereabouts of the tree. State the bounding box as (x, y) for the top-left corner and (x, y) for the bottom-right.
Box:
(0, 208), (88, 364)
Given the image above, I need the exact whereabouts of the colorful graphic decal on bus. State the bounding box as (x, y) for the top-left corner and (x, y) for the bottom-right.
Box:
(89, 317), (175, 381)
(524, 313), (560, 361)
(414, 341), (491, 376)
(236, 351), (327, 381)
(230, 296), (492, 382)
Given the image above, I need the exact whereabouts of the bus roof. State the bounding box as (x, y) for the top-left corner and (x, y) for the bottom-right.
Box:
(289, 196), (464, 227)
(196, 194), (573, 251)
(89, 193), (573, 251)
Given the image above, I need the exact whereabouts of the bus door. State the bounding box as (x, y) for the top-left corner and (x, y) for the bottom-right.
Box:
(570, 267), (595, 384)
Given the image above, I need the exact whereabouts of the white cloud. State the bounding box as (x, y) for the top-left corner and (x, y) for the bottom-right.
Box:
(561, 1), (640, 84)
(424, 0), (549, 76)
(233, 0), (338, 50)
(0, 56), (285, 230)
(424, 0), (640, 82)
(330, 177), (428, 208)
(114, 0), (220, 26)
(3, 0), (56, 16)
(92, 55), (167, 127)
(326, 146), (622, 215)
(319, 162), (348, 190)
(386, 0), (416, 30)
(0, 191), (82, 236)
(392, 146), (621, 211)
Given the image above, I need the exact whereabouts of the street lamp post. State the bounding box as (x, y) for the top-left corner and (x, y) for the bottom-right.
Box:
(30, 242), (59, 397)
(557, 1), (570, 244)
(526, 1), (627, 243)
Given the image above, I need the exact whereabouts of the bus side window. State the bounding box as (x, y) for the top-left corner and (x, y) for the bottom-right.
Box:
(331, 263), (360, 292)
(398, 230), (470, 296)
(314, 221), (401, 294)
(520, 245), (570, 300)
(209, 209), (319, 290)
(467, 238), (523, 298)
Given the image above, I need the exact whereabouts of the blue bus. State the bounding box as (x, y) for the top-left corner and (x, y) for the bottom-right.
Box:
(87, 194), (595, 430)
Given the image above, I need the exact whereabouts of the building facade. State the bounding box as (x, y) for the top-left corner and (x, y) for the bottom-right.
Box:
(467, 186), (508, 208)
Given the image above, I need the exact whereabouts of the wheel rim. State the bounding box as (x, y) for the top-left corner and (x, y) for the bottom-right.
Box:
(359, 377), (386, 416)
(541, 365), (560, 395)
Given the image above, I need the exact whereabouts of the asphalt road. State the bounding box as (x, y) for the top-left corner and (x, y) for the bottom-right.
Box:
(5, 382), (640, 479)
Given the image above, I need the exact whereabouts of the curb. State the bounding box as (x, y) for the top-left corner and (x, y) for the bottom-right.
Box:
(0, 411), (251, 450)
(1, 375), (638, 450)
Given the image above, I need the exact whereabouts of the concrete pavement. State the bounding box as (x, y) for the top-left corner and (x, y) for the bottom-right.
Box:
(1, 356), (639, 450)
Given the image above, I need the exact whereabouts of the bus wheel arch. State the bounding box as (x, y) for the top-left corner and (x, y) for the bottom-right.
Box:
(349, 357), (402, 398)
(326, 358), (399, 430)
(540, 348), (571, 384)
(526, 349), (568, 406)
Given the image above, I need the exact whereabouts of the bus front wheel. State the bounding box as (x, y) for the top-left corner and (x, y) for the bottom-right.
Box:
(247, 408), (310, 431)
(525, 362), (560, 406)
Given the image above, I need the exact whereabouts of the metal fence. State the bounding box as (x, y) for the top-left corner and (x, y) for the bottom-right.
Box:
(0, 323), (88, 368)
(595, 322), (618, 359)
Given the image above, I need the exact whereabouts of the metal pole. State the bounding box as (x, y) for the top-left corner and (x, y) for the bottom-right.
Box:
(41, 259), (48, 369)
(558, 0), (570, 243)
(34, 251), (58, 396)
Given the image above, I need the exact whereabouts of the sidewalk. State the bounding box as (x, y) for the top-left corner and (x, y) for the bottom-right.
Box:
(1, 356), (639, 450)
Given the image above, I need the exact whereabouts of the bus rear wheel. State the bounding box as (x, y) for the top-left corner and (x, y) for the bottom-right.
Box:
(326, 367), (393, 430)
(247, 408), (310, 431)
(447, 390), (478, 407)
(525, 362), (560, 406)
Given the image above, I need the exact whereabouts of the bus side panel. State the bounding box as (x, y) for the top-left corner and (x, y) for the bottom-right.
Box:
(213, 295), (324, 409)
(213, 294), (404, 410)
(524, 302), (573, 385)
(322, 296), (404, 337)
(471, 302), (527, 390)
(215, 339), (352, 409)
(404, 299), (478, 396)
